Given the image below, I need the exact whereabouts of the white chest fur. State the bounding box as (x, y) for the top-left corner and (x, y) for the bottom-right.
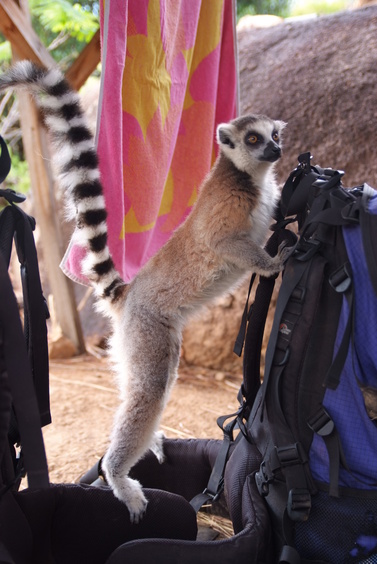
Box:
(250, 170), (279, 245)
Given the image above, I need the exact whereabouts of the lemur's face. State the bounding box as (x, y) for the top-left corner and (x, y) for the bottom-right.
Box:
(244, 122), (282, 163)
(216, 114), (286, 173)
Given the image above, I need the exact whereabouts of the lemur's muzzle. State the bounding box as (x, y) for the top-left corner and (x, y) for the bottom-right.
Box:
(262, 142), (281, 163)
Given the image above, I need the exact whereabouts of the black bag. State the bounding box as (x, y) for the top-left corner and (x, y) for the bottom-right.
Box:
(238, 152), (377, 563)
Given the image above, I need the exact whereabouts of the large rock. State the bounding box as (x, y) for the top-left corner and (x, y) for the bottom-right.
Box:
(181, 283), (249, 374)
(238, 4), (377, 187)
(181, 5), (377, 373)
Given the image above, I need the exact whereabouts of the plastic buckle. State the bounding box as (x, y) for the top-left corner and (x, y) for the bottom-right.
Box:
(255, 462), (271, 497)
(291, 286), (306, 303)
(203, 478), (224, 503)
(294, 238), (321, 262)
(287, 488), (311, 522)
(307, 407), (334, 437)
(341, 200), (360, 224)
(329, 262), (352, 293)
(276, 443), (308, 468)
(0, 188), (26, 204)
(297, 152), (312, 173)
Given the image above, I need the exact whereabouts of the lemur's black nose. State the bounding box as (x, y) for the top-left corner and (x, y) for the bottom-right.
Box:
(262, 142), (281, 162)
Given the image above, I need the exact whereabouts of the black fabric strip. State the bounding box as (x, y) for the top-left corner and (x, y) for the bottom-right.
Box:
(324, 288), (354, 390)
(0, 137), (11, 184)
(0, 252), (49, 490)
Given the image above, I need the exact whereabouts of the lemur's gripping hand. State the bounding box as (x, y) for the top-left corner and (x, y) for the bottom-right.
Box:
(276, 240), (294, 267)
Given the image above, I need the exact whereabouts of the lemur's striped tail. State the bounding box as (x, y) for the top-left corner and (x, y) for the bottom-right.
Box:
(0, 61), (125, 306)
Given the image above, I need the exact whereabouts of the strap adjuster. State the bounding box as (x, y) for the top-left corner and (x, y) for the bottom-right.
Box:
(0, 188), (26, 204)
(329, 262), (352, 293)
(276, 443), (308, 468)
(202, 478), (224, 503)
(307, 407), (334, 437)
(294, 238), (321, 261)
(287, 488), (311, 521)
(255, 461), (272, 497)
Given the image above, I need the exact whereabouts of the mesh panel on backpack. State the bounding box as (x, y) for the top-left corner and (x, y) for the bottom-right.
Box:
(295, 489), (377, 563)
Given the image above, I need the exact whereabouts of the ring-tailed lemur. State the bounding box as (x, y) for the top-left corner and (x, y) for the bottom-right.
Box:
(0, 61), (290, 523)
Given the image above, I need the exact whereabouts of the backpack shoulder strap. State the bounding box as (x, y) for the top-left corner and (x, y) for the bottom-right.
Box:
(11, 202), (51, 427)
(0, 186), (51, 427)
(237, 225), (297, 412)
(0, 137), (11, 185)
(360, 183), (377, 296)
(0, 249), (49, 491)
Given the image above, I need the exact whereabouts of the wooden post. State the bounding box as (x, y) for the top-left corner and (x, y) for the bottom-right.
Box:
(10, 0), (86, 353)
(66, 29), (101, 90)
(0, 0), (55, 67)
(16, 98), (86, 353)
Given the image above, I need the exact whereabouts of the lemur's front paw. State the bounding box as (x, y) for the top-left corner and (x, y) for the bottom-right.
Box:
(277, 241), (294, 265)
(112, 476), (148, 524)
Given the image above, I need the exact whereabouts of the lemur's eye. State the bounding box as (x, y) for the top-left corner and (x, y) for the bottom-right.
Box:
(247, 135), (258, 144)
(272, 131), (279, 142)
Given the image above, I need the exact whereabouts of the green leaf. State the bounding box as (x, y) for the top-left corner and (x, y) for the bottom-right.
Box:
(0, 41), (12, 63)
(30, 0), (99, 42)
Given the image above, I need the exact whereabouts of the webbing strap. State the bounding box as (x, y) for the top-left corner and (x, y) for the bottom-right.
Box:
(190, 411), (241, 513)
(233, 273), (256, 357)
(257, 258), (310, 419)
(13, 205), (51, 426)
(360, 190), (377, 297)
(0, 137), (11, 184)
(324, 272), (354, 390)
(0, 203), (50, 428)
(0, 252), (49, 491)
(279, 544), (301, 564)
(234, 227), (298, 360)
(307, 408), (342, 498)
(279, 545), (328, 564)
(235, 228), (297, 412)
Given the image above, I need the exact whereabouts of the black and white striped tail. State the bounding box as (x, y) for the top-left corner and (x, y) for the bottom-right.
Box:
(0, 61), (125, 304)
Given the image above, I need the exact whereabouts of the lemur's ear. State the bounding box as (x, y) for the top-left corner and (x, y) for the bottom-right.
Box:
(275, 120), (287, 132)
(216, 123), (236, 149)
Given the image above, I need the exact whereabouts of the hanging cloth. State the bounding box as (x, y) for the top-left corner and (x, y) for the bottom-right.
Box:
(62, 0), (238, 284)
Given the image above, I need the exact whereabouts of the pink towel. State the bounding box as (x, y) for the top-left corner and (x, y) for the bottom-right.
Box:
(62, 0), (238, 284)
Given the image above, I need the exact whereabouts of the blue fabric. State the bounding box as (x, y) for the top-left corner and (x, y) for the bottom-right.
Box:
(309, 190), (377, 489)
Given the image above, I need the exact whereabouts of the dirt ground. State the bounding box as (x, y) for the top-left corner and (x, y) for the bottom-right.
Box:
(43, 353), (243, 486)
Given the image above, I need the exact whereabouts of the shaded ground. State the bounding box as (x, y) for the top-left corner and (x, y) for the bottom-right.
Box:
(43, 355), (242, 486)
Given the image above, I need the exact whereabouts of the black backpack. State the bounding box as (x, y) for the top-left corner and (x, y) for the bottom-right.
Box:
(235, 152), (377, 563)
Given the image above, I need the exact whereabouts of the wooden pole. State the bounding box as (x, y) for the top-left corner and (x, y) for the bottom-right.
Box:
(10, 0), (86, 354)
(0, 0), (55, 67)
(66, 29), (101, 90)
(17, 99), (86, 353)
